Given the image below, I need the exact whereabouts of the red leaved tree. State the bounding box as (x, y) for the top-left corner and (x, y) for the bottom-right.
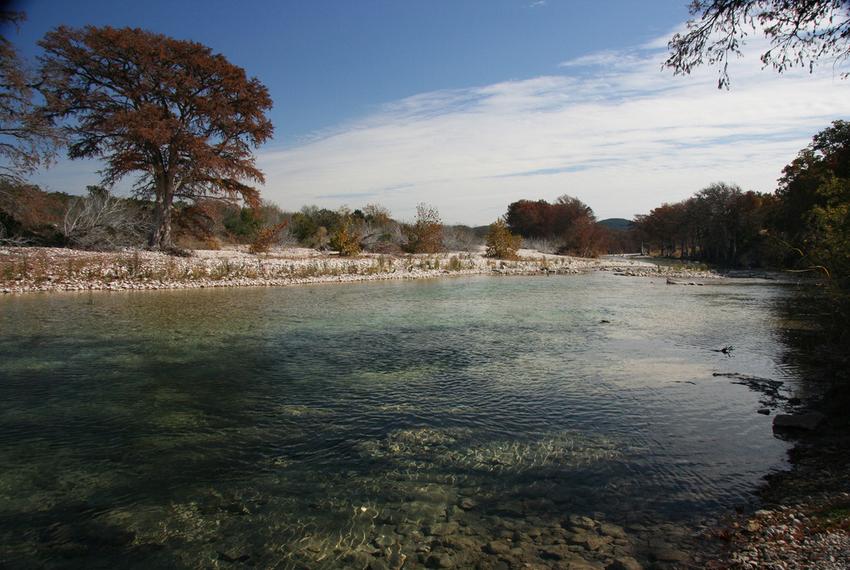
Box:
(1, 11), (60, 183)
(38, 26), (274, 249)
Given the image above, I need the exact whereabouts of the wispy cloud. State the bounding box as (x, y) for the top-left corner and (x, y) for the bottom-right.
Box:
(32, 28), (847, 225)
(258, 34), (846, 224)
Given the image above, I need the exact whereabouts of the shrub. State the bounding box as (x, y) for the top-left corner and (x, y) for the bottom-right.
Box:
(62, 186), (149, 249)
(362, 203), (392, 226)
(290, 206), (342, 245)
(485, 219), (522, 259)
(404, 203), (443, 253)
(223, 207), (262, 241)
(329, 218), (362, 256)
(249, 222), (288, 254)
(0, 181), (73, 245)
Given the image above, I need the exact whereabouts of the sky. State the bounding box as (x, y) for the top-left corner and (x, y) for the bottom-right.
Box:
(5, 0), (849, 224)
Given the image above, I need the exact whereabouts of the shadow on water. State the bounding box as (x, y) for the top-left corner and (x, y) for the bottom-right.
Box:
(0, 275), (830, 568)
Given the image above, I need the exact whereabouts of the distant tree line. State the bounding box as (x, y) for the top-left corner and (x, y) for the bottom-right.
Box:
(634, 120), (850, 286)
(633, 183), (776, 265)
(503, 194), (634, 257)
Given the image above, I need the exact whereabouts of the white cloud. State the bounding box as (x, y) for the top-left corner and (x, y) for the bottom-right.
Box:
(29, 29), (850, 225)
(257, 35), (847, 224)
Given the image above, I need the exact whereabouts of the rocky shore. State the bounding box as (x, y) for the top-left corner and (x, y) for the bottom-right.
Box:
(706, 401), (850, 570)
(0, 246), (719, 294)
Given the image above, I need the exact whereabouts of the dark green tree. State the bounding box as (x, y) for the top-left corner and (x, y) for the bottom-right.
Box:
(774, 120), (850, 281)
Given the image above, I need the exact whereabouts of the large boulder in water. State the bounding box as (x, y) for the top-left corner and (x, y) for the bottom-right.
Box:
(772, 412), (825, 431)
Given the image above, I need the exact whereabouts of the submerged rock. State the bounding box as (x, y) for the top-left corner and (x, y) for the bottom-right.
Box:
(568, 515), (598, 530)
(606, 557), (643, 570)
(652, 546), (688, 563)
(425, 552), (454, 568)
(773, 412), (825, 431)
(458, 497), (476, 511)
(598, 522), (627, 539)
(483, 540), (510, 555)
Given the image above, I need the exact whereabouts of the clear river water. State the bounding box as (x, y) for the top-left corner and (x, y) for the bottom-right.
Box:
(0, 273), (805, 568)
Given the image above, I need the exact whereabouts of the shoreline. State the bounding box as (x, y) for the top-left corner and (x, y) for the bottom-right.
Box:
(0, 246), (723, 295)
(7, 245), (844, 568)
(707, 391), (850, 569)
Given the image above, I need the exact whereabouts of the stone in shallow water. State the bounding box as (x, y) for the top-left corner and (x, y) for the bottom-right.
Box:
(653, 546), (688, 563)
(483, 540), (510, 555)
(566, 531), (608, 551)
(568, 514), (598, 529)
(599, 522), (627, 539)
(369, 559), (390, 570)
(606, 557), (643, 570)
(425, 552), (454, 568)
(425, 521), (459, 537)
(373, 534), (396, 547)
(458, 497), (476, 510)
(772, 412), (825, 431)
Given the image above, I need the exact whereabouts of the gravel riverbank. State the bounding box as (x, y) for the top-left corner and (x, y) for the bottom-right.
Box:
(707, 410), (850, 570)
(0, 246), (719, 294)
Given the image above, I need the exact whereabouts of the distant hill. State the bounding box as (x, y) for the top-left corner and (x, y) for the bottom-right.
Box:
(598, 218), (633, 231)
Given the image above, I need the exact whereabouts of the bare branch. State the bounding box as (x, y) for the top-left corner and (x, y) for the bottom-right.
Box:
(666, 0), (850, 88)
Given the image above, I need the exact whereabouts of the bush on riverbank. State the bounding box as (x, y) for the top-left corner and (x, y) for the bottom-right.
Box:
(485, 220), (521, 259)
(329, 216), (362, 256)
(403, 203), (444, 254)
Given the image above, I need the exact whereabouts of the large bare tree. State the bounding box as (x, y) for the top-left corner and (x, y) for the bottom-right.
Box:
(38, 26), (274, 249)
(666, 0), (850, 88)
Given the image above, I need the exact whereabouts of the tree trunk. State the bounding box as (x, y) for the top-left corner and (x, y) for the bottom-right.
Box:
(148, 189), (173, 250)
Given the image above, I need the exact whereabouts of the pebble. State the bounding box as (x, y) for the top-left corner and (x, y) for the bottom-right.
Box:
(721, 496), (850, 569)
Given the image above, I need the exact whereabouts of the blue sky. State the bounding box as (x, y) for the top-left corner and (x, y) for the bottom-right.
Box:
(6, 0), (849, 223)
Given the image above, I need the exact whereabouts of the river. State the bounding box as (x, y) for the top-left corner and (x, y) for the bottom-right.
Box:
(0, 273), (805, 568)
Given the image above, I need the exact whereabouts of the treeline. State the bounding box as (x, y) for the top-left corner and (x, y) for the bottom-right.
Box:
(5, 119), (847, 283)
(503, 195), (638, 257)
(0, 182), (636, 259)
(634, 184), (776, 265)
(634, 120), (850, 285)
(0, 182), (489, 255)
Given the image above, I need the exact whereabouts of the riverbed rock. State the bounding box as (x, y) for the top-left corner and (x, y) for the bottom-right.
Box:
(606, 557), (643, 570)
(426, 552), (454, 568)
(652, 546), (688, 563)
(425, 522), (459, 537)
(773, 412), (825, 431)
(568, 515), (598, 529)
(483, 540), (510, 555)
(566, 531), (608, 551)
(369, 559), (390, 570)
(598, 522), (627, 539)
(458, 497), (476, 510)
